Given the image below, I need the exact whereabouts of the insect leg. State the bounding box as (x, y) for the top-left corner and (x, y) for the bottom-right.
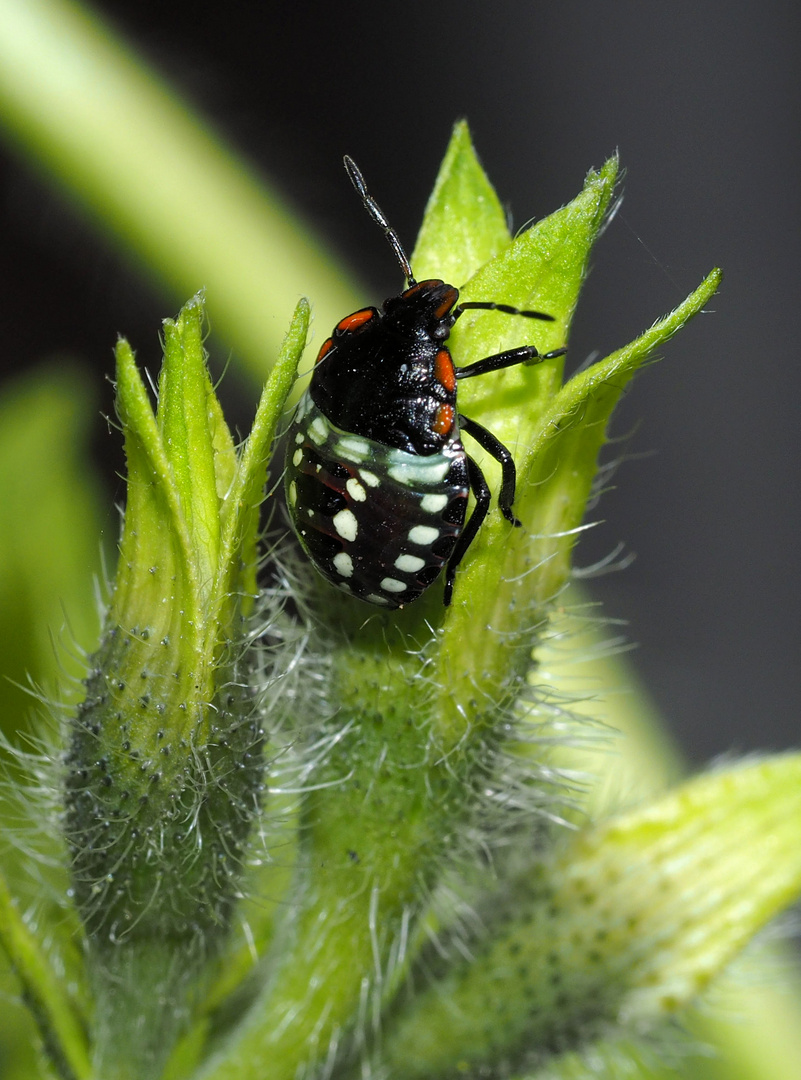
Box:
(456, 301), (555, 320)
(456, 344), (566, 380)
(459, 414), (522, 526)
(443, 453), (491, 606)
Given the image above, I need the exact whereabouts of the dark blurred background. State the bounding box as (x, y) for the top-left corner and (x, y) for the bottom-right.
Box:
(0, 0), (797, 762)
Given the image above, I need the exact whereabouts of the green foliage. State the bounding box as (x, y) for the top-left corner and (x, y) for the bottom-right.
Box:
(381, 755), (801, 1079)
(0, 5), (798, 1080)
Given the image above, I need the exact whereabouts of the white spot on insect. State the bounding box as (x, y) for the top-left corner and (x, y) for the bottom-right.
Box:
(295, 432), (304, 444)
(297, 391), (314, 419)
(346, 478), (367, 502)
(309, 416), (329, 445)
(333, 552), (354, 578)
(381, 577), (407, 593)
(420, 493), (448, 513)
(338, 436), (371, 462)
(292, 448), (303, 467)
(366, 593), (390, 605)
(388, 454), (451, 486)
(408, 525), (439, 546)
(288, 481), (297, 507)
(333, 509), (358, 541)
(360, 470), (380, 487)
(395, 554), (425, 573)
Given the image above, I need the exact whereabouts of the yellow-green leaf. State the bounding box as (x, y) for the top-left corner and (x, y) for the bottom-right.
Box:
(380, 755), (801, 1079)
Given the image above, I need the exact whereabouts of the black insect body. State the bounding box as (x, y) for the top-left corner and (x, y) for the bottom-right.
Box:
(285, 157), (565, 608)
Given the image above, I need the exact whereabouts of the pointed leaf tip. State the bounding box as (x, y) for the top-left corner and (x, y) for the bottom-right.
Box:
(412, 121), (510, 286)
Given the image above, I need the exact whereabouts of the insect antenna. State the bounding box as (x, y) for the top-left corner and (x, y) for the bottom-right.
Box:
(343, 155), (416, 286)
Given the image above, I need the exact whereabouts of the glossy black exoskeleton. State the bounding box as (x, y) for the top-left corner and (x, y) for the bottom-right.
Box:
(285, 157), (565, 608)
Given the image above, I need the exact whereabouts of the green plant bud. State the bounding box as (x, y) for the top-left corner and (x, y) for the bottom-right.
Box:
(62, 293), (308, 1076)
(197, 125), (721, 1080)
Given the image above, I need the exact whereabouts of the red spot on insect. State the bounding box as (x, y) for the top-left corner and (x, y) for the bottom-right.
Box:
(316, 338), (334, 364)
(336, 308), (374, 334)
(402, 282), (427, 298)
(433, 404), (455, 436)
(434, 287), (459, 319)
(434, 349), (456, 392)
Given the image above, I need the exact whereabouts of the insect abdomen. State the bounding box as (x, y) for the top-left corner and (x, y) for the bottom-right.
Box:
(286, 393), (468, 608)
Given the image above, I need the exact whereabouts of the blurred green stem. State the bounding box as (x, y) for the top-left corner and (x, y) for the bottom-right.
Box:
(0, 0), (357, 378)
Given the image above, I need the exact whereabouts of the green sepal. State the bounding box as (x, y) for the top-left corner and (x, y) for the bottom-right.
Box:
(217, 297), (310, 612)
(158, 295), (229, 602)
(448, 267), (723, 630)
(515, 269), (722, 605)
(412, 120), (511, 286)
(454, 157), (618, 414)
(113, 332), (205, 724)
(428, 155), (623, 741)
